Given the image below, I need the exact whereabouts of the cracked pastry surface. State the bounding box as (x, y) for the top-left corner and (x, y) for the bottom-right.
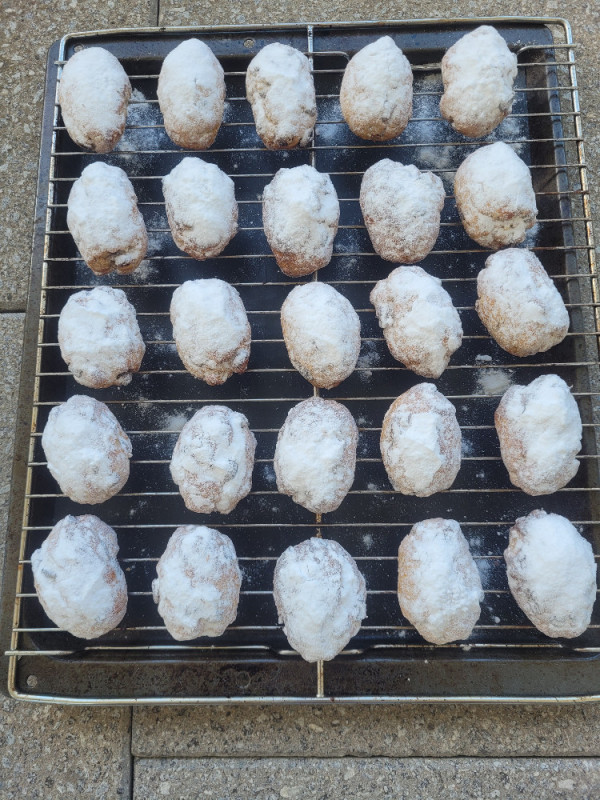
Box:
(58, 286), (145, 388)
(152, 525), (242, 641)
(67, 161), (148, 276)
(170, 405), (256, 514)
(42, 395), (132, 504)
(397, 518), (483, 645)
(32, 514), (128, 639)
(273, 538), (367, 662)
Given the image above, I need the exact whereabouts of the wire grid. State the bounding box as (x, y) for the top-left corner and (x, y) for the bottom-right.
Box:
(6, 21), (600, 701)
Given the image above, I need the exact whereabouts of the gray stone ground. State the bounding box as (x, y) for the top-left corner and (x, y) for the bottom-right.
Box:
(1, 1), (600, 797)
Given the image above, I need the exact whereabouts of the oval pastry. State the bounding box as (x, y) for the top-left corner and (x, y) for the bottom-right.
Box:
(157, 38), (225, 149)
(67, 162), (148, 276)
(505, 509), (597, 639)
(263, 165), (340, 277)
(381, 383), (462, 497)
(246, 42), (317, 149)
(476, 249), (569, 357)
(454, 142), (537, 249)
(274, 397), (357, 514)
(495, 374), (582, 495)
(170, 279), (251, 385)
(273, 538), (367, 662)
(162, 157), (238, 260)
(170, 405), (256, 514)
(281, 282), (361, 389)
(58, 286), (145, 388)
(31, 514), (128, 639)
(440, 26), (518, 138)
(360, 160), (445, 263)
(398, 518), (483, 645)
(41, 395), (131, 505)
(58, 47), (131, 152)
(370, 265), (463, 378)
(340, 36), (413, 140)
(152, 526), (242, 640)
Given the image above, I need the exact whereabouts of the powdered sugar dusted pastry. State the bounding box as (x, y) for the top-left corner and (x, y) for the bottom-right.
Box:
(58, 286), (145, 388)
(495, 374), (582, 495)
(274, 398), (357, 514)
(370, 266), (463, 378)
(440, 26), (518, 138)
(360, 160), (445, 263)
(58, 47), (131, 152)
(398, 518), (483, 645)
(340, 36), (413, 141)
(67, 162), (148, 276)
(273, 538), (367, 661)
(170, 406), (256, 514)
(280, 282), (360, 388)
(246, 42), (317, 149)
(381, 383), (461, 497)
(262, 165), (340, 277)
(162, 157), (238, 260)
(31, 514), (127, 639)
(505, 510), (596, 638)
(170, 279), (251, 385)
(42, 395), (131, 504)
(454, 142), (537, 249)
(157, 38), (225, 149)
(476, 249), (569, 357)
(152, 525), (241, 640)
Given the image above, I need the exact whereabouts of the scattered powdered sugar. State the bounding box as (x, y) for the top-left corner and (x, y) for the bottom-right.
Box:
(157, 411), (189, 432)
(42, 395), (132, 505)
(476, 368), (513, 396)
(274, 397), (358, 514)
(475, 354), (492, 363)
(505, 509), (596, 638)
(170, 405), (256, 514)
(152, 525), (241, 640)
(495, 374), (582, 495)
(370, 265), (463, 378)
(31, 514), (127, 639)
(280, 282), (360, 389)
(397, 518), (484, 644)
(115, 89), (165, 171)
(246, 43), (316, 149)
(360, 160), (445, 263)
(273, 538), (367, 661)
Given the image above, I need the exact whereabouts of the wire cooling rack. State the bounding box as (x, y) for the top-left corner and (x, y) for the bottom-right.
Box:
(2, 17), (599, 703)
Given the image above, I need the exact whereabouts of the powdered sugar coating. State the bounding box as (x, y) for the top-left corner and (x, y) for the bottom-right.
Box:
(370, 265), (463, 378)
(157, 38), (225, 149)
(281, 282), (360, 388)
(58, 286), (145, 388)
(495, 374), (582, 495)
(263, 165), (340, 277)
(274, 398), (358, 514)
(170, 406), (256, 514)
(152, 526), (241, 640)
(381, 383), (462, 497)
(505, 509), (596, 638)
(58, 47), (131, 153)
(67, 162), (148, 275)
(440, 26), (518, 138)
(31, 515), (127, 639)
(454, 142), (537, 249)
(162, 157), (238, 260)
(398, 518), (483, 645)
(476, 249), (569, 356)
(246, 43), (317, 149)
(360, 160), (445, 262)
(273, 538), (367, 662)
(42, 395), (131, 505)
(340, 36), (413, 141)
(170, 279), (251, 385)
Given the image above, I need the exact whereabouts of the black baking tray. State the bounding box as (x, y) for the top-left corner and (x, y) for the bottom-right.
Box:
(2, 18), (599, 702)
